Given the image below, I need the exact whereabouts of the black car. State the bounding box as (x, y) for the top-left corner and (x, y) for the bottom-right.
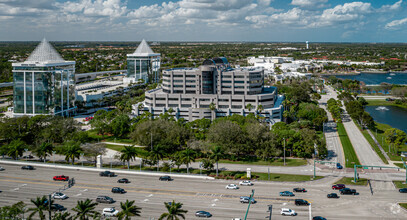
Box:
(99, 171), (115, 177)
(195, 211), (212, 218)
(111, 187), (126, 194)
(22, 155), (34, 159)
(21, 165), (35, 170)
(399, 188), (407, 193)
(327, 193), (340, 198)
(51, 204), (67, 211)
(313, 217), (327, 220)
(293, 188), (307, 192)
(117, 178), (130, 183)
(295, 199), (310, 206)
(340, 188), (357, 195)
(159, 176), (172, 181)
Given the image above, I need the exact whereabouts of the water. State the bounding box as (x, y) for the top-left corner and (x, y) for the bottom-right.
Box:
(365, 105), (407, 133)
(334, 72), (407, 85)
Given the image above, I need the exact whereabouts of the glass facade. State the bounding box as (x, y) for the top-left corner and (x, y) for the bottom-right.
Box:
(127, 55), (160, 83)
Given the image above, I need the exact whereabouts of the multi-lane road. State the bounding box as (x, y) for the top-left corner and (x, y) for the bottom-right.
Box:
(1, 164), (406, 219)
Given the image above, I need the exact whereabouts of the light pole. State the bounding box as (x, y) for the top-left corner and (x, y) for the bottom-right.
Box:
(24, 148), (28, 161)
(80, 153), (84, 167)
(52, 151), (56, 166)
(283, 138), (286, 166)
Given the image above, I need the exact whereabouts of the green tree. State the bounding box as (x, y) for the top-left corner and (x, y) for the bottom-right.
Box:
(0, 201), (26, 220)
(72, 199), (99, 220)
(27, 196), (48, 220)
(120, 145), (139, 169)
(179, 148), (197, 174)
(245, 103), (253, 111)
(53, 212), (73, 220)
(201, 158), (214, 171)
(62, 141), (83, 165)
(117, 200), (141, 220)
(4, 139), (26, 160)
(111, 113), (131, 138)
(149, 145), (166, 171)
(33, 142), (54, 162)
(158, 200), (188, 220)
(209, 146), (226, 177)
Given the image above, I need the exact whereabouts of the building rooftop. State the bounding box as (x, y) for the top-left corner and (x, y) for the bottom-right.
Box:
(128, 39), (160, 56)
(25, 38), (65, 64)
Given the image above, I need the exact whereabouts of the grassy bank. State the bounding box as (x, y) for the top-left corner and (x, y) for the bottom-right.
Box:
(394, 163), (406, 169)
(335, 177), (368, 186)
(393, 181), (407, 189)
(87, 130), (135, 144)
(213, 158), (308, 167)
(337, 123), (361, 168)
(399, 203), (407, 210)
(354, 123), (388, 164)
(366, 99), (407, 110)
(370, 122), (407, 161)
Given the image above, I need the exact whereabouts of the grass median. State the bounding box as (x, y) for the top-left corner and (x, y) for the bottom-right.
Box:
(334, 177), (368, 186)
(399, 203), (407, 210)
(337, 123), (361, 168)
(393, 181), (407, 189)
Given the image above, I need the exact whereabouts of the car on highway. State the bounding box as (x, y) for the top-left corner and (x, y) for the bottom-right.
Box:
(281, 208), (297, 216)
(51, 204), (67, 211)
(99, 171), (115, 177)
(295, 199), (310, 206)
(340, 188), (357, 195)
(53, 175), (69, 181)
(159, 175), (173, 181)
(327, 193), (340, 198)
(22, 155), (34, 159)
(117, 178), (130, 184)
(102, 207), (119, 217)
(21, 165), (35, 170)
(279, 191), (295, 197)
(195, 211), (212, 218)
(332, 184), (346, 190)
(239, 180), (253, 186)
(52, 192), (68, 200)
(240, 196), (256, 204)
(336, 163), (343, 169)
(96, 196), (115, 204)
(399, 188), (407, 193)
(313, 216), (327, 220)
(111, 187), (126, 194)
(0, 166), (4, 171)
(225, 184), (239, 190)
(293, 188), (307, 192)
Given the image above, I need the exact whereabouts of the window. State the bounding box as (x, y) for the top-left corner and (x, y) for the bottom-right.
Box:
(200, 99), (210, 102)
(185, 80), (195, 83)
(235, 91), (245, 95)
(223, 91), (231, 94)
(218, 105), (229, 108)
(186, 90), (196, 94)
(232, 99), (242, 102)
(234, 86), (244, 89)
(168, 98), (178, 101)
(218, 99), (229, 102)
(235, 81), (245, 84)
(222, 80), (231, 83)
(181, 104), (191, 108)
(200, 105), (210, 108)
(156, 97), (166, 100)
(174, 80), (183, 83)
(234, 75), (244, 78)
(173, 85), (183, 87)
(182, 98), (192, 101)
(173, 90), (183, 93)
(186, 85), (196, 88)
(173, 75), (183, 78)
(156, 104), (165, 107)
(222, 75), (231, 78)
(168, 104), (178, 108)
(231, 105), (242, 109)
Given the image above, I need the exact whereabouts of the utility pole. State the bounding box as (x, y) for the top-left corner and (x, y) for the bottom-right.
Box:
(268, 205), (273, 220)
(49, 194), (52, 220)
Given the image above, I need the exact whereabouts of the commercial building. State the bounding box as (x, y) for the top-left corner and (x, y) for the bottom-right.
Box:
(124, 39), (160, 84)
(12, 39), (76, 116)
(132, 57), (284, 124)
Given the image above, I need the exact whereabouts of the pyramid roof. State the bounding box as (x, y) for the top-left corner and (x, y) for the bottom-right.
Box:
(133, 39), (155, 55)
(26, 38), (65, 63)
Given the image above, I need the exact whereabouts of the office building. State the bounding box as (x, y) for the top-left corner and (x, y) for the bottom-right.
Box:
(12, 39), (76, 116)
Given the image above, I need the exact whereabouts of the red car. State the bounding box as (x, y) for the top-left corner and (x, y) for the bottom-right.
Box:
(332, 184), (346, 190)
(53, 175), (69, 181)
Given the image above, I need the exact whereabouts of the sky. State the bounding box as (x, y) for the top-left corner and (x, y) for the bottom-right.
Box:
(0, 0), (407, 42)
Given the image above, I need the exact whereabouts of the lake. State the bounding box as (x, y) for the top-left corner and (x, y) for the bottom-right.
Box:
(365, 105), (407, 133)
(334, 72), (407, 85)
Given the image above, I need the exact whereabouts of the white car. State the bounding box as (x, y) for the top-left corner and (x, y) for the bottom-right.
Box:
(239, 180), (253, 186)
(52, 192), (68, 200)
(0, 166), (4, 171)
(102, 207), (119, 217)
(281, 208), (297, 216)
(225, 184), (239, 190)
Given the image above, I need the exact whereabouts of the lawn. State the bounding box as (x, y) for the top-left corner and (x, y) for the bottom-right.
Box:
(337, 123), (361, 168)
(399, 203), (407, 210)
(334, 177), (368, 186)
(354, 123), (388, 164)
(393, 181), (407, 189)
(214, 158), (308, 167)
(366, 99), (407, 110)
(370, 122), (407, 161)
(87, 130), (135, 144)
(253, 172), (323, 182)
(394, 163), (406, 169)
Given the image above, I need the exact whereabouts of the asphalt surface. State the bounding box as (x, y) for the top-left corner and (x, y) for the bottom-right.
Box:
(1, 164), (406, 219)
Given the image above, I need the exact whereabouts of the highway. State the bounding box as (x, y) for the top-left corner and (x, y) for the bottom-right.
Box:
(1, 164), (406, 219)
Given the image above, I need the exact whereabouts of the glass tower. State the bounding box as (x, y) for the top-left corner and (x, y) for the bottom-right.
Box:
(12, 39), (76, 116)
(125, 39), (160, 84)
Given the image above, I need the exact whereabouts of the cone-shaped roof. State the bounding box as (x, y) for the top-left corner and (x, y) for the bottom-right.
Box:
(133, 39), (155, 54)
(26, 38), (65, 63)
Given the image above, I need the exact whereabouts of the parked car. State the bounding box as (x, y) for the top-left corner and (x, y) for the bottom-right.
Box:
(239, 180), (253, 186)
(293, 188), (307, 192)
(21, 165), (35, 170)
(340, 188), (357, 195)
(50, 204), (66, 211)
(332, 184), (346, 190)
(327, 193), (340, 198)
(336, 163), (343, 169)
(280, 191), (295, 197)
(399, 188), (407, 193)
(195, 211), (212, 218)
(102, 207), (119, 217)
(226, 184), (239, 190)
(0, 166), (4, 171)
(313, 216), (327, 220)
(53, 175), (69, 181)
(295, 199), (310, 206)
(159, 176), (173, 181)
(99, 171), (115, 177)
(111, 187), (126, 194)
(96, 196), (115, 204)
(52, 192), (68, 200)
(281, 208), (297, 216)
(117, 178), (130, 183)
(240, 196), (256, 204)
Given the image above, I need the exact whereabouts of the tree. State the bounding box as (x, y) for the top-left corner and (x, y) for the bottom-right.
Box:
(33, 142), (54, 162)
(27, 196), (48, 220)
(120, 146), (139, 169)
(257, 104), (264, 114)
(384, 128), (407, 154)
(72, 199), (99, 220)
(53, 212), (73, 220)
(245, 103), (253, 112)
(179, 148), (197, 174)
(3, 139), (25, 160)
(0, 201), (26, 220)
(111, 113), (131, 138)
(62, 141), (83, 165)
(149, 145), (166, 171)
(201, 158), (214, 171)
(117, 200), (141, 220)
(81, 143), (106, 166)
(207, 120), (244, 155)
(209, 146), (225, 177)
(158, 200), (188, 220)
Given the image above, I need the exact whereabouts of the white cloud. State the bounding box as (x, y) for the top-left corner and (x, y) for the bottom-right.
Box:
(291, 0), (327, 8)
(385, 17), (407, 29)
(378, 0), (402, 12)
(58, 0), (127, 18)
(0, 0), (56, 9)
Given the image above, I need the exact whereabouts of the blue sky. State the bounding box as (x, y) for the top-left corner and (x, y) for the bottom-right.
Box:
(0, 0), (407, 42)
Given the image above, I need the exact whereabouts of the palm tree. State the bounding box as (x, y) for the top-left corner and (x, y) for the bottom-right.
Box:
(72, 199), (98, 220)
(149, 145), (165, 172)
(27, 196), (48, 220)
(257, 104), (264, 114)
(245, 103), (253, 112)
(117, 200), (141, 220)
(63, 141), (83, 165)
(209, 146), (225, 177)
(53, 212), (73, 220)
(209, 102), (216, 120)
(120, 146), (138, 170)
(5, 139), (25, 160)
(179, 148), (197, 174)
(34, 142), (54, 162)
(158, 200), (188, 220)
